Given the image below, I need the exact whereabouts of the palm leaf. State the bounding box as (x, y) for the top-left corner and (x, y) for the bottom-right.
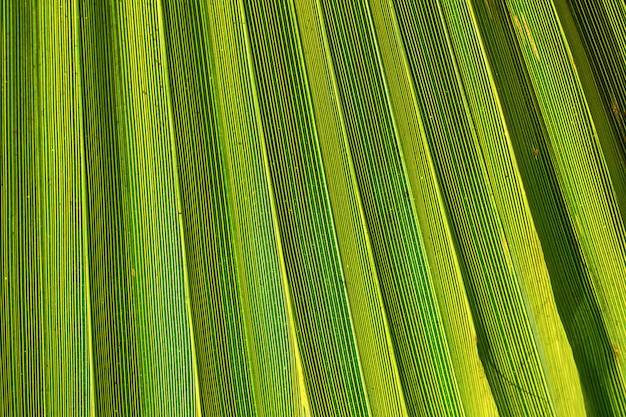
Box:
(3, 0), (626, 416)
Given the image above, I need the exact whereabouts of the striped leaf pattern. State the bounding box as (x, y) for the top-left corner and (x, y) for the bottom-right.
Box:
(2, 0), (626, 416)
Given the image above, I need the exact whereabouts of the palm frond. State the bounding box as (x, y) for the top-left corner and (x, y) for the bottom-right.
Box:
(3, 1), (626, 416)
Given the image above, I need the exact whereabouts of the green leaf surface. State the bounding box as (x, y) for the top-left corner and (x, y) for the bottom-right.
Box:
(3, 1), (626, 416)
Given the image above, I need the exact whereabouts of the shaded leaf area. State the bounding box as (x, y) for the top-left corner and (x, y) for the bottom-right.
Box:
(2, 1), (626, 416)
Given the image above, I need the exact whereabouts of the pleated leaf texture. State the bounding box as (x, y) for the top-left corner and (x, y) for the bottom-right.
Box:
(2, 0), (626, 416)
